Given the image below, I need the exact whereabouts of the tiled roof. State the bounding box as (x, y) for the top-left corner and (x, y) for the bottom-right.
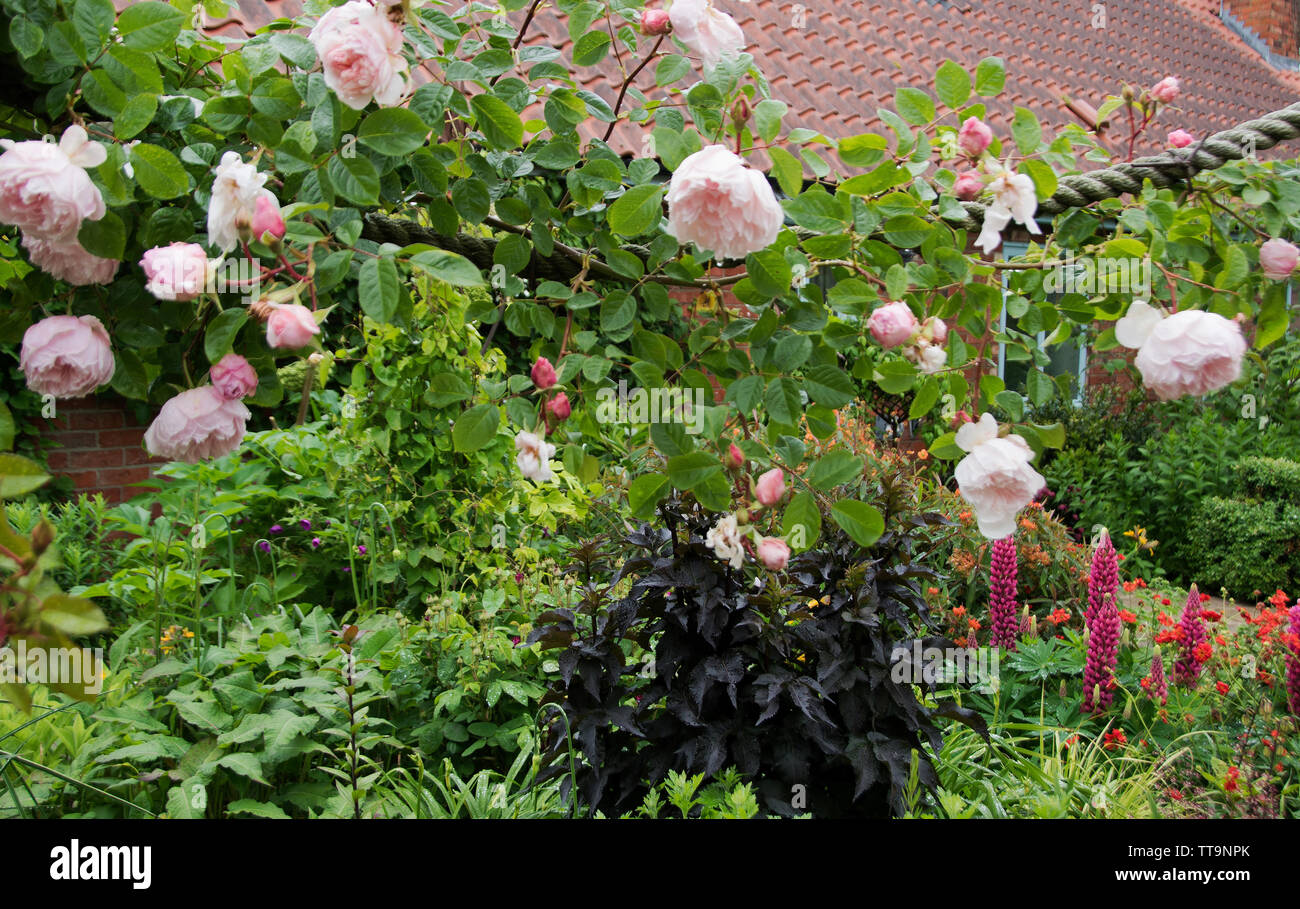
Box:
(168, 0), (1300, 162)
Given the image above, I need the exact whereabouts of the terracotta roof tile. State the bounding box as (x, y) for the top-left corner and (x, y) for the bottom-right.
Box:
(192, 0), (1299, 165)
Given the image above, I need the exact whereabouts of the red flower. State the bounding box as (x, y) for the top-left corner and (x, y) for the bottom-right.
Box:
(1215, 681), (1230, 695)
(1118, 609), (1138, 624)
(1194, 641), (1213, 663)
(1102, 728), (1128, 751)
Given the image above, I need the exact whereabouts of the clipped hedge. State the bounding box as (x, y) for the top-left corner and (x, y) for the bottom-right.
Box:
(1187, 495), (1300, 599)
(1235, 456), (1300, 504)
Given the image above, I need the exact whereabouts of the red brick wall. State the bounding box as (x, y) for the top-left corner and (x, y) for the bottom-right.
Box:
(33, 397), (161, 504)
(1226, 0), (1300, 57)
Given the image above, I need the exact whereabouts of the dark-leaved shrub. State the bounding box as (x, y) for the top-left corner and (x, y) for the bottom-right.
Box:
(530, 487), (983, 819)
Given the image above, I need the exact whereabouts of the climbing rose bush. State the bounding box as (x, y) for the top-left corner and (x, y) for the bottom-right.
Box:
(0, 0), (1296, 554)
(19, 314), (116, 398)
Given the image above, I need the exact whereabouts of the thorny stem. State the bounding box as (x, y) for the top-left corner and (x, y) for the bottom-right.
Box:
(602, 35), (666, 143)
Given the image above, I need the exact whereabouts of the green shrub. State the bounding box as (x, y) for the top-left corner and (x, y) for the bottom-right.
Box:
(1186, 497), (1300, 599)
(1235, 456), (1300, 504)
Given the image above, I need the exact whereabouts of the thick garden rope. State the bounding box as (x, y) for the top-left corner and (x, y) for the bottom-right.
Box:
(361, 101), (1300, 282)
(953, 100), (1300, 230)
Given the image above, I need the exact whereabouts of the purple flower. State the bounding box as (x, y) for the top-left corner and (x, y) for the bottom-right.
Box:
(270, 524), (284, 534)
(511, 636), (521, 645)
(258, 540), (271, 553)
(1174, 585), (1208, 687)
(1148, 647), (1169, 706)
(299, 519), (312, 531)
(514, 572), (524, 585)
(1087, 529), (1118, 630)
(989, 535), (1019, 650)
(311, 537), (322, 550)
(1082, 594), (1121, 714)
(357, 544), (367, 555)
(343, 566), (351, 573)
(323, 519), (332, 528)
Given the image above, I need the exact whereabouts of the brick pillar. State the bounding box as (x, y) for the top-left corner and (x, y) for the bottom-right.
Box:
(32, 396), (163, 504)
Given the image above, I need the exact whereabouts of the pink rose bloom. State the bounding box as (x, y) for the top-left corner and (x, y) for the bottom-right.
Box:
(141, 242), (208, 301)
(22, 233), (118, 286)
(757, 536), (790, 571)
(531, 356), (557, 389)
(642, 8), (672, 35)
(0, 125), (106, 241)
(20, 314), (116, 399)
(265, 303), (321, 349)
(727, 442), (744, 469)
(309, 0), (409, 110)
(210, 353), (259, 400)
(1150, 76), (1180, 104)
(957, 117), (993, 157)
(954, 413), (1045, 540)
(953, 170), (983, 200)
(1259, 238), (1299, 281)
(868, 301), (919, 349)
(1116, 301), (1245, 401)
(515, 430), (556, 482)
(251, 194), (285, 241)
(144, 386), (250, 464)
(668, 0), (745, 70)
(665, 145), (783, 260)
(1167, 129), (1194, 148)
(921, 316), (947, 344)
(755, 467), (785, 507)
(547, 391), (571, 421)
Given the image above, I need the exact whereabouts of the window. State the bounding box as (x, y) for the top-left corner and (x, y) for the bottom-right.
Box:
(996, 241), (1088, 405)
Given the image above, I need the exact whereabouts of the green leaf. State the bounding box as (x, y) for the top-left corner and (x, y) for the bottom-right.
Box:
(767, 146), (803, 198)
(115, 93), (158, 140)
(607, 183), (664, 237)
(217, 710), (318, 767)
(213, 753), (269, 786)
(327, 154), (380, 206)
(873, 359), (918, 394)
(830, 500), (885, 548)
(893, 86), (936, 125)
(9, 17), (44, 58)
(0, 401), (13, 452)
(746, 249), (792, 298)
(782, 492), (821, 552)
(1010, 107), (1042, 155)
(934, 60), (971, 109)
(1256, 295), (1288, 349)
(407, 248), (485, 286)
(73, 0), (115, 51)
(77, 211), (126, 260)
(358, 108), (429, 156)
(358, 255), (401, 323)
(666, 451), (721, 490)
(470, 93), (524, 149)
(131, 143), (189, 198)
(204, 308), (248, 363)
(994, 389), (1024, 422)
(806, 450), (863, 491)
(802, 364), (855, 408)
(39, 595), (108, 635)
(453, 403), (501, 453)
(974, 57), (1005, 96)
(629, 473), (671, 519)
(117, 1), (185, 51)
(909, 376), (941, 419)
(572, 31), (611, 66)
(927, 431), (962, 460)
(226, 799), (289, 819)
(765, 377), (802, 426)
